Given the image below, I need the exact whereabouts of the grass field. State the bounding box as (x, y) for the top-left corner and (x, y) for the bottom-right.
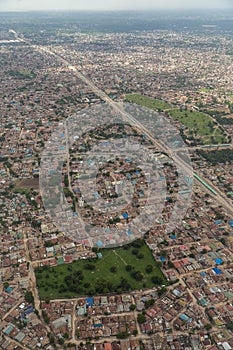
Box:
(168, 109), (226, 145)
(35, 240), (167, 299)
(125, 94), (173, 110)
(199, 88), (213, 93)
(125, 93), (227, 145)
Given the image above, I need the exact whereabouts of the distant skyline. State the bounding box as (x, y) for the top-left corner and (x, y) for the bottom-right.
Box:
(0, 0), (232, 12)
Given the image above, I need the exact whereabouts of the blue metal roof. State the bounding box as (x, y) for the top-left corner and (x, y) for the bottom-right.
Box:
(213, 267), (222, 275)
(215, 258), (223, 265)
(86, 297), (94, 307)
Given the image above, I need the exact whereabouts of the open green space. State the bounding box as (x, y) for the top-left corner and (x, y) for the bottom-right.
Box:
(125, 93), (173, 111)
(168, 109), (226, 145)
(126, 93), (227, 145)
(8, 69), (36, 80)
(35, 239), (167, 299)
(199, 88), (214, 93)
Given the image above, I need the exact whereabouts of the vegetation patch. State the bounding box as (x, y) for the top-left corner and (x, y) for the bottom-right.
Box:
(8, 69), (36, 79)
(201, 109), (233, 126)
(198, 149), (233, 165)
(126, 93), (227, 145)
(199, 88), (214, 93)
(125, 94), (173, 111)
(167, 109), (227, 145)
(35, 239), (167, 299)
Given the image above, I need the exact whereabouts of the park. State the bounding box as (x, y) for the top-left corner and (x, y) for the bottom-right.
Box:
(125, 93), (227, 145)
(35, 239), (167, 299)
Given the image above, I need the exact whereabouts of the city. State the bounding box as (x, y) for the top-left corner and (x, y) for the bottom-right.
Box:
(0, 5), (233, 350)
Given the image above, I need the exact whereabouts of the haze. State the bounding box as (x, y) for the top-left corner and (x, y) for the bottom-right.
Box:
(0, 0), (232, 11)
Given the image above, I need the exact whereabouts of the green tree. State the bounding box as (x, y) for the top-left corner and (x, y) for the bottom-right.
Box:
(25, 291), (34, 305)
(129, 304), (136, 311)
(125, 265), (133, 272)
(226, 322), (233, 330)
(110, 266), (117, 273)
(137, 313), (146, 324)
(158, 286), (167, 296)
(145, 265), (153, 273)
(84, 263), (95, 271)
(204, 324), (212, 331)
(151, 276), (163, 285)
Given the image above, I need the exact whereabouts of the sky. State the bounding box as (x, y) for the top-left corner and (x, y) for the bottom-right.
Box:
(0, 0), (232, 11)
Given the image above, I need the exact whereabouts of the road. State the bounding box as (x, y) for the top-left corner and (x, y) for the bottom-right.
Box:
(4, 335), (32, 350)
(22, 229), (53, 336)
(2, 298), (24, 321)
(71, 299), (78, 342)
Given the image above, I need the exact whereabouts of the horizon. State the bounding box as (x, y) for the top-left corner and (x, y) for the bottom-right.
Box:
(0, 0), (232, 12)
(0, 7), (232, 13)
